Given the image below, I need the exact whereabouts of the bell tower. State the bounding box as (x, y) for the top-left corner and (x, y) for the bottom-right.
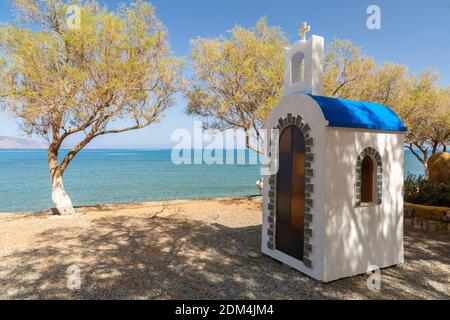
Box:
(284, 22), (324, 96)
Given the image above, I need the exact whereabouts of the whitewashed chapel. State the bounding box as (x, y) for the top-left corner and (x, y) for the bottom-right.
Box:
(261, 23), (407, 282)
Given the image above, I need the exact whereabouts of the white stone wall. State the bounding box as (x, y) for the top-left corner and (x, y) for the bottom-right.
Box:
(323, 127), (405, 282)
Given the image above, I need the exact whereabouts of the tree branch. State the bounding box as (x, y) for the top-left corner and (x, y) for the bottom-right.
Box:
(405, 143), (425, 163)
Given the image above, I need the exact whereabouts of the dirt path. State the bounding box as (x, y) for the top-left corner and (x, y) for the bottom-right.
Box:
(0, 197), (448, 299)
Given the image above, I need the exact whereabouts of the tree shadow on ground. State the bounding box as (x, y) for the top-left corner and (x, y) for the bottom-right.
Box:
(0, 214), (448, 299)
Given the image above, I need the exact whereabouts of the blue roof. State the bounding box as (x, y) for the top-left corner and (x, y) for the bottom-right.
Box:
(308, 94), (407, 132)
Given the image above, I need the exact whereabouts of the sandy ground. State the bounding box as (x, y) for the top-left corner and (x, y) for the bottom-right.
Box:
(0, 196), (448, 300)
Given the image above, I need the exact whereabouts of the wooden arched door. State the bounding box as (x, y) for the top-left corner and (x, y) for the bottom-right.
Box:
(276, 125), (305, 260)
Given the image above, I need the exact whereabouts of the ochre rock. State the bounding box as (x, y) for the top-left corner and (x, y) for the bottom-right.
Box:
(428, 152), (450, 185)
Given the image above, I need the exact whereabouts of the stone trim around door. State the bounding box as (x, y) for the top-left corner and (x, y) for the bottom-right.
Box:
(266, 113), (314, 269)
(355, 147), (383, 207)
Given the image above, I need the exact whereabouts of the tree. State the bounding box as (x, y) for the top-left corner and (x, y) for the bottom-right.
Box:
(185, 17), (288, 153)
(324, 39), (377, 99)
(324, 40), (449, 173)
(0, 0), (184, 215)
(324, 39), (408, 106)
(397, 71), (450, 173)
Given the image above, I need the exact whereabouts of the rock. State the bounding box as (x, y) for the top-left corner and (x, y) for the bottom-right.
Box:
(405, 207), (414, 218)
(428, 221), (437, 232)
(404, 218), (413, 228)
(445, 211), (450, 222)
(413, 217), (422, 229)
(421, 219), (428, 231)
(435, 222), (447, 233)
(428, 152), (450, 185)
(413, 205), (447, 220)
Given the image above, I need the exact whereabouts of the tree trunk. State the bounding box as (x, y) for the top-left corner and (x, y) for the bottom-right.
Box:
(422, 160), (429, 179)
(51, 173), (76, 215)
(48, 147), (76, 215)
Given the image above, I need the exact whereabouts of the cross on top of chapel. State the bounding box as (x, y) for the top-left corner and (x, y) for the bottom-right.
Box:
(299, 22), (311, 42)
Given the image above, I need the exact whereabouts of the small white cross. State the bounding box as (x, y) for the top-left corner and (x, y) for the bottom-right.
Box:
(299, 22), (311, 41)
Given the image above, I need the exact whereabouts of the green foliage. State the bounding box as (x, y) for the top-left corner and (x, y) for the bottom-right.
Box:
(186, 24), (449, 158)
(0, 0), (184, 171)
(185, 17), (288, 152)
(0, 0), (184, 214)
(404, 174), (450, 207)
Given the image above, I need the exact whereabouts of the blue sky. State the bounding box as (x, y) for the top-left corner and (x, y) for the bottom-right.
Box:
(0, 0), (449, 148)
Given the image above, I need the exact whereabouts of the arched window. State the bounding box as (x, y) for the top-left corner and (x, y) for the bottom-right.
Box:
(290, 51), (305, 84)
(361, 155), (375, 203)
(355, 147), (383, 207)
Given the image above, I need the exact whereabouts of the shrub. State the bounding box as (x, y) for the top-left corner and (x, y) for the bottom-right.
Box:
(404, 174), (450, 207)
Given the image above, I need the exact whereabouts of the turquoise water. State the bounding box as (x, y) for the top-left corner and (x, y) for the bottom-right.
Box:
(0, 149), (424, 212)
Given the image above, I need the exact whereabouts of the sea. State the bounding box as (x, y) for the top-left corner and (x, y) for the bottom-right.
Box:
(0, 149), (424, 212)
